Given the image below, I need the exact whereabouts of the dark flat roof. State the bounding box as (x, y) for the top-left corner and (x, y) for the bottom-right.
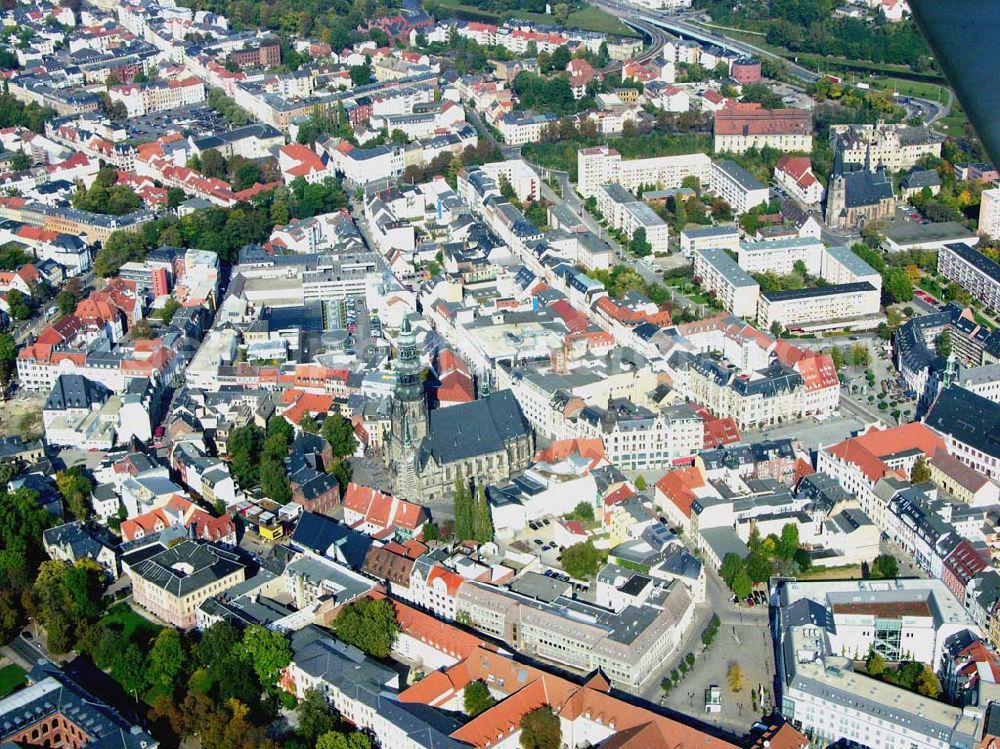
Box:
(762, 282), (876, 302)
(944, 242), (1000, 284)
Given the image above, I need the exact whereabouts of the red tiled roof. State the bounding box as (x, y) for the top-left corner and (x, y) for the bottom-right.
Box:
(824, 424), (946, 483)
(654, 466), (705, 518)
(715, 103), (810, 136)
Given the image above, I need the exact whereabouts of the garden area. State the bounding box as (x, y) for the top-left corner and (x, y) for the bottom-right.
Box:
(0, 664), (26, 699)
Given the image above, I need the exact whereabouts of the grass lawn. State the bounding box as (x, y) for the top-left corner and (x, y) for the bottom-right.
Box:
(796, 564), (864, 581)
(869, 76), (947, 101)
(430, 0), (638, 36)
(0, 664), (27, 698)
(100, 603), (160, 641)
(918, 276), (944, 299)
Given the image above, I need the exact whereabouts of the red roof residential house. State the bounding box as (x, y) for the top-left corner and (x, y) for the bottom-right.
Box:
(775, 155), (823, 204)
(399, 644), (738, 749)
(120, 494), (236, 544)
(342, 482), (428, 539)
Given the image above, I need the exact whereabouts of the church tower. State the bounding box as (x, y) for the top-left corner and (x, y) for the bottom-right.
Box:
(386, 316), (427, 495)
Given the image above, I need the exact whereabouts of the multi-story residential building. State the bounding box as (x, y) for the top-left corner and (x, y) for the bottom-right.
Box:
(821, 244), (883, 290)
(925, 385), (1000, 479)
(979, 188), (1000, 239)
(679, 224), (740, 259)
(228, 37), (280, 68)
(127, 540), (246, 628)
(577, 146), (711, 198)
(496, 112), (557, 146)
(774, 155), (824, 205)
(283, 633), (465, 749)
(816, 423), (946, 532)
(109, 76), (205, 117)
(454, 576), (694, 686)
(713, 103), (812, 154)
(709, 159), (769, 215)
(829, 122), (944, 173)
(938, 242), (1000, 315)
(676, 355), (808, 431)
(757, 282), (881, 332)
(736, 237), (823, 276)
(595, 183), (670, 254)
(692, 247), (760, 318)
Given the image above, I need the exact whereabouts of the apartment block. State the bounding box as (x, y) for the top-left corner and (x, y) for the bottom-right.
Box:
(736, 237), (823, 276)
(595, 183), (669, 254)
(979, 188), (1000, 239)
(758, 282), (881, 332)
(709, 159), (769, 215)
(938, 242), (1000, 316)
(821, 244), (883, 291)
(679, 224), (741, 258)
(577, 146), (711, 198)
(693, 247), (760, 318)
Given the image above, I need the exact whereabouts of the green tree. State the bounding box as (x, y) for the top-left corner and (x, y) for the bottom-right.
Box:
(634, 474), (647, 491)
(114, 642), (148, 698)
(321, 414), (357, 458)
(349, 61), (373, 86)
(568, 501), (594, 522)
(0, 332), (17, 387)
(299, 414), (319, 433)
(200, 148), (227, 179)
(55, 289), (78, 315)
(93, 231), (147, 276)
(561, 540), (604, 580)
(732, 568), (753, 600)
(463, 679), (496, 717)
(777, 523), (799, 560)
(316, 732), (371, 749)
(870, 554), (899, 579)
(915, 664), (942, 698)
(331, 597), (398, 658)
(296, 688), (338, 745)
(453, 470), (474, 542)
(160, 298), (181, 324)
(147, 627), (186, 694)
(196, 620), (240, 668)
(865, 648), (886, 677)
(473, 484), (494, 544)
(935, 330), (952, 357)
(882, 266), (914, 304)
(6, 289), (30, 320)
(260, 456), (291, 504)
(227, 424), (263, 488)
(11, 151), (30, 170)
(911, 456), (931, 484)
(55, 467), (94, 521)
(719, 553), (744, 587)
(519, 707), (561, 749)
(240, 624), (291, 691)
(630, 226), (652, 256)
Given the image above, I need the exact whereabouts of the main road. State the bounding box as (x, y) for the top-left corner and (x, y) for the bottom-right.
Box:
(593, 1), (950, 124)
